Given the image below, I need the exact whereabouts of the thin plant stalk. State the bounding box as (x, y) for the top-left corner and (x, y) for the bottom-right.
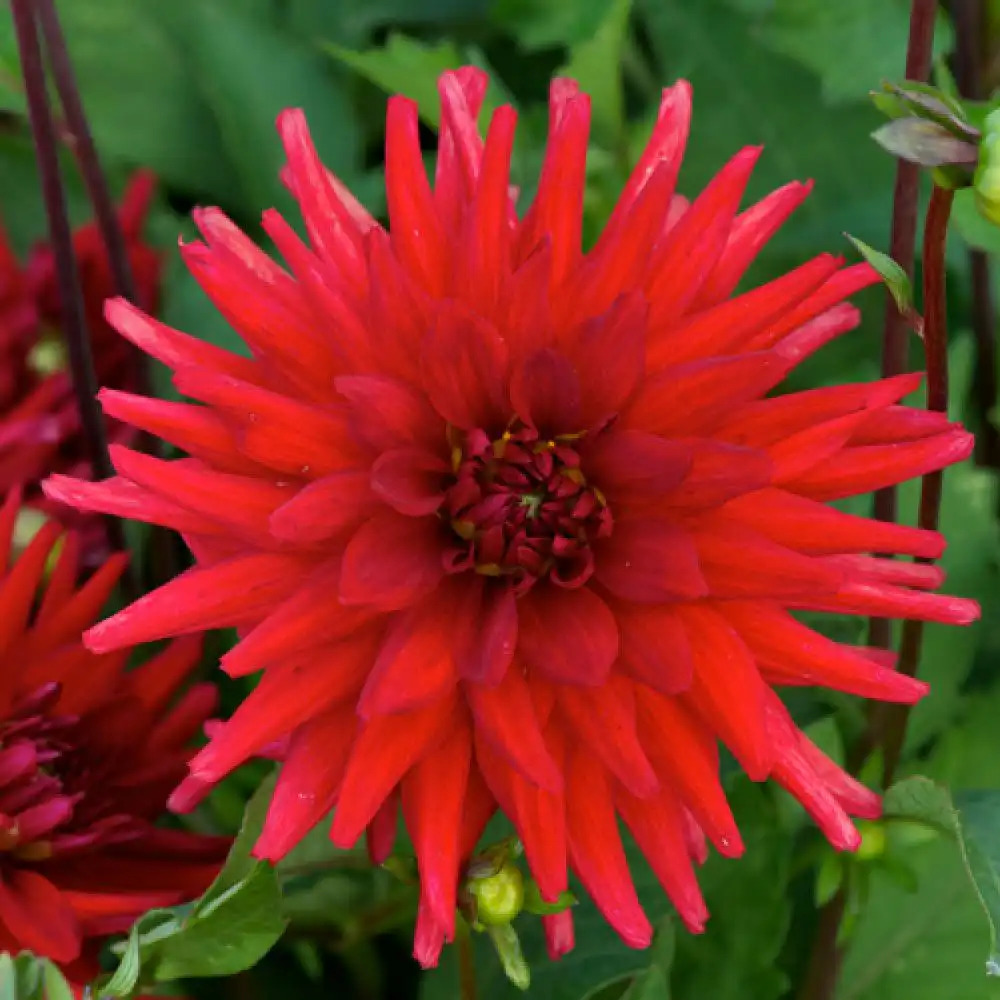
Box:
(10, 0), (132, 584)
(868, 0), (940, 650)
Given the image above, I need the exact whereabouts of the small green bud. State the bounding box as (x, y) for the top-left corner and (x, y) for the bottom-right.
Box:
(855, 820), (887, 861)
(469, 861), (524, 927)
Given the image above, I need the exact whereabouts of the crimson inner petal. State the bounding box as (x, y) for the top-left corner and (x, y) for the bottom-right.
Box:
(442, 424), (612, 592)
(0, 685), (142, 865)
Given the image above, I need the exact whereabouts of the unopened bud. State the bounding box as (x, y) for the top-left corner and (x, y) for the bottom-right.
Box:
(469, 860), (524, 927)
(855, 820), (887, 861)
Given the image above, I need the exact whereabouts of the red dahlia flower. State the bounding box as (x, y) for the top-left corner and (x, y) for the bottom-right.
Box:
(1, 173), (160, 556)
(0, 489), (227, 977)
(46, 70), (978, 963)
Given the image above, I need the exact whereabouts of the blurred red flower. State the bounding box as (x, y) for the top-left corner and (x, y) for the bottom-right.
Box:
(1, 172), (160, 558)
(0, 489), (227, 979)
(48, 70), (978, 964)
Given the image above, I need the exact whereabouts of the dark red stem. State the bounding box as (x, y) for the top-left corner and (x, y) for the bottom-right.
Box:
(10, 0), (130, 572)
(34, 0), (138, 304)
(880, 183), (954, 786)
(800, 5), (939, 999)
(868, 0), (939, 649)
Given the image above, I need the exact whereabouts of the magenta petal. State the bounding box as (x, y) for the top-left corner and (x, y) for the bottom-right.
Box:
(517, 585), (619, 685)
(371, 448), (449, 516)
(594, 519), (708, 602)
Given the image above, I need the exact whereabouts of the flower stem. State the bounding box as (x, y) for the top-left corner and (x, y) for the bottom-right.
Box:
(879, 183), (954, 787)
(799, 184), (955, 1000)
(868, 0), (939, 651)
(34, 0), (138, 304)
(800, 7), (939, 999)
(10, 0), (131, 580)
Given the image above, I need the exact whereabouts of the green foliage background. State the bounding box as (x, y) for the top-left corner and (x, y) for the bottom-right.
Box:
(2, 1), (1000, 998)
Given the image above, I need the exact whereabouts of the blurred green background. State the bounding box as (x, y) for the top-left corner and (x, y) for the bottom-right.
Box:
(3, 1), (1000, 999)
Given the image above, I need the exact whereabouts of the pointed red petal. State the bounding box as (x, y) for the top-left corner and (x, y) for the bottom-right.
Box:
(517, 585), (619, 684)
(340, 512), (445, 610)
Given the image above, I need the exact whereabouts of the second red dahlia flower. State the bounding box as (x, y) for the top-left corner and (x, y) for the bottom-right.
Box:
(0, 490), (228, 979)
(48, 69), (978, 964)
(1, 172), (160, 557)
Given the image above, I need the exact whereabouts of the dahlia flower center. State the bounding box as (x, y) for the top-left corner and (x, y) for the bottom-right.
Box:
(0, 684), (133, 862)
(443, 425), (612, 591)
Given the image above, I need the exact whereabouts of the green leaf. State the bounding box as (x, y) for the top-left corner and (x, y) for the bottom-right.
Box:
(620, 965), (670, 1000)
(0, 6), (24, 113)
(201, 767), (276, 905)
(486, 923), (531, 991)
(840, 776), (1000, 998)
(51, 0), (239, 199)
(636, 0), (895, 255)
(327, 33), (503, 129)
(99, 773), (285, 991)
(672, 782), (791, 1000)
(733, 0), (953, 106)
(97, 922), (143, 997)
(558, 0), (632, 144)
(618, 925), (674, 1000)
(0, 134), (91, 256)
(40, 963), (73, 1000)
(953, 792), (1000, 972)
(491, 0), (614, 51)
(152, 0), (359, 218)
(844, 235), (913, 312)
(151, 863), (287, 981)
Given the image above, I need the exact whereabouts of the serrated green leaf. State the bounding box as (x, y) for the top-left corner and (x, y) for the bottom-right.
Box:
(845, 235), (913, 312)
(881, 777), (1000, 971)
(326, 33), (504, 129)
(840, 771), (1000, 998)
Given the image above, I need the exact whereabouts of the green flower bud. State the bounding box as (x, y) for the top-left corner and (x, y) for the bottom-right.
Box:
(469, 861), (525, 927)
(855, 820), (887, 861)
